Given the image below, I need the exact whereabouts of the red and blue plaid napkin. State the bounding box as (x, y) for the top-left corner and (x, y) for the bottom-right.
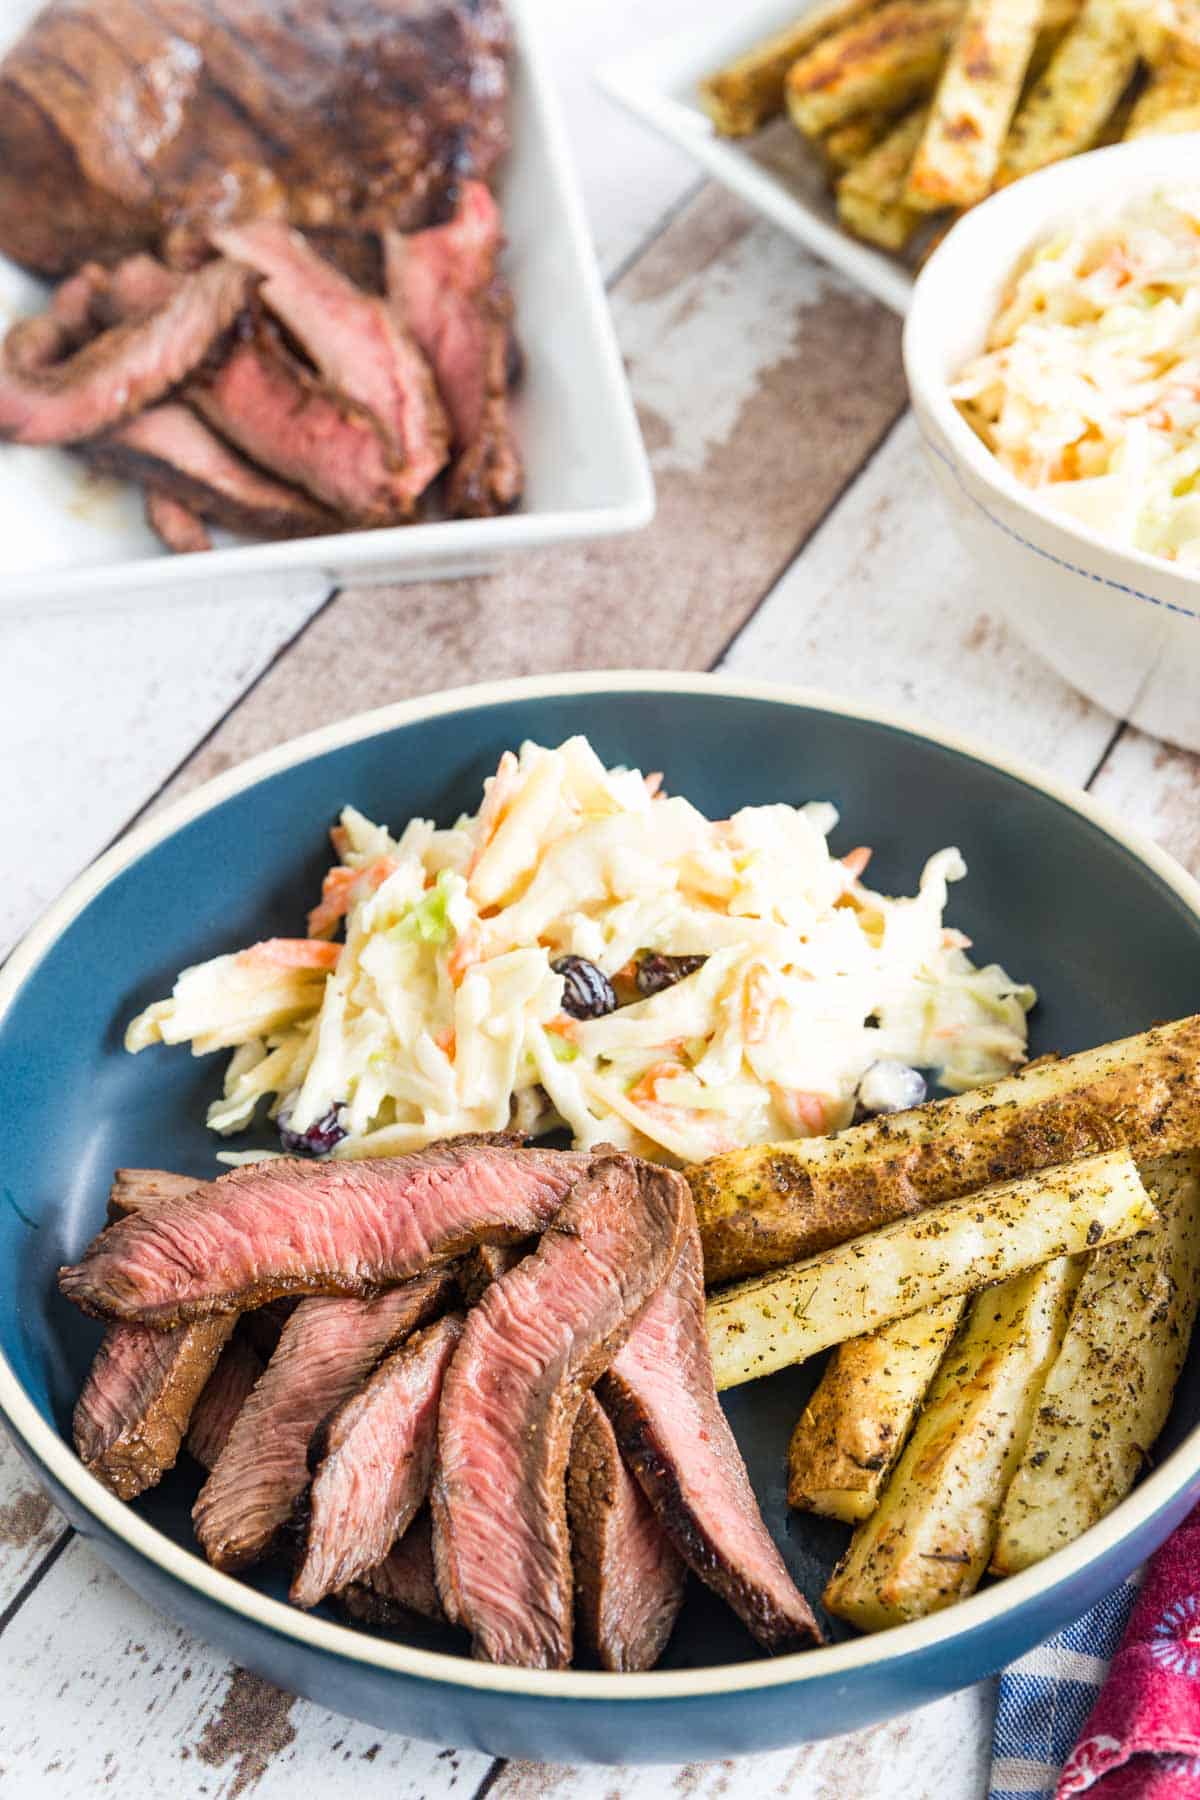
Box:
(991, 1506), (1200, 1799)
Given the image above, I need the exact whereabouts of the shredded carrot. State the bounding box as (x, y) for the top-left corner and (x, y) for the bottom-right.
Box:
(627, 1060), (685, 1106)
(841, 846), (872, 879)
(770, 1084), (829, 1136)
(941, 927), (973, 950)
(544, 1015), (579, 1042)
(644, 771), (664, 799)
(307, 856), (396, 939)
(742, 966), (775, 1045)
(435, 1027), (457, 1058)
(447, 924), (481, 985)
(466, 750), (520, 877)
(237, 938), (342, 972)
(329, 823), (350, 860)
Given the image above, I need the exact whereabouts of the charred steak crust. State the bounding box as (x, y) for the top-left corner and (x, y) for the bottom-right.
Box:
(291, 1312), (464, 1610)
(193, 1268), (456, 1573)
(58, 1137), (584, 1326)
(73, 1313), (236, 1501)
(600, 1230), (823, 1656)
(567, 1392), (687, 1673)
(0, 0), (512, 278)
(430, 1155), (689, 1670)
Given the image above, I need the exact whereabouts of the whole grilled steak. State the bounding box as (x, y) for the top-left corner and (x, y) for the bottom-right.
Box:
(185, 1327), (266, 1472)
(0, 259), (253, 445)
(90, 405), (336, 541)
(212, 221), (449, 508)
(58, 1137), (584, 1326)
(193, 1268), (455, 1571)
(0, 0), (511, 278)
(431, 1155), (688, 1668)
(291, 1312), (463, 1609)
(73, 1313), (235, 1500)
(385, 181), (522, 518)
(568, 1393), (686, 1672)
(73, 1167), (235, 1499)
(338, 1509), (447, 1627)
(600, 1229), (822, 1655)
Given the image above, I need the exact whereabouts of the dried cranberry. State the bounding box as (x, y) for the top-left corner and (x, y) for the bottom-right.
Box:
(278, 1105), (347, 1156)
(635, 952), (707, 998)
(551, 955), (617, 1020)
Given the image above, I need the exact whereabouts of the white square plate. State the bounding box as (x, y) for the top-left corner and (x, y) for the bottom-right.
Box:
(599, 1), (916, 319)
(0, 0), (654, 612)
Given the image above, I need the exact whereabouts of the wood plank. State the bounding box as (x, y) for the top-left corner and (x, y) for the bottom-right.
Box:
(0, 1433), (64, 1612)
(1088, 728), (1200, 880)
(721, 414), (1116, 779)
(487, 1683), (994, 1799)
(151, 186), (906, 807)
(0, 579), (328, 956)
(0, 1535), (495, 1798)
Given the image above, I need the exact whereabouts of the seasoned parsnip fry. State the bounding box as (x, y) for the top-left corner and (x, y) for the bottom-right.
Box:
(707, 1149), (1154, 1391)
(689, 1014), (1200, 1284)
(1125, 61), (1200, 137)
(823, 1257), (1084, 1629)
(822, 110), (896, 165)
(699, 0), (887, 136)
(837, 106), (929, 248)
(787, 1297), (966, 1522)
(996, 0), (1139, 184)
(991, 1153), (1200, 1575)
(785, 0), (961, 136)
(1126, 0), (1200, 66)
(905, 0), (1044, 209)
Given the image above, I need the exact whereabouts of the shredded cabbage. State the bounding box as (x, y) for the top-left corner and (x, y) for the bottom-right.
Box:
(126, 736), (1035, 1164)
(953, 186), (1200, 564)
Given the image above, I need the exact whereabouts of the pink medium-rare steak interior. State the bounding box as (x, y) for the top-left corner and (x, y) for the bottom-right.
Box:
(58, 1138), (585, 1325)
(431, 1155), (689, 1669)
(601, 1229), (823, 1654)
(193, 1269), (456, 1571)
(185, 1328), (267, 1473)
(291, 1312), (464, 1609)
(338, 1509), (448, 1628)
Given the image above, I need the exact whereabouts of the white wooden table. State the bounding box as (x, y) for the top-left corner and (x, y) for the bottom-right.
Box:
(1, 2), (1190, 1792)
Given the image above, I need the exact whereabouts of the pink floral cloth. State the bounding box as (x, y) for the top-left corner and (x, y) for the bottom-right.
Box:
(1058, 1505), (1200, 1798)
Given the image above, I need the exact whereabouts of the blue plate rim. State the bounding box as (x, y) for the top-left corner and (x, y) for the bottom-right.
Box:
(4, 667), (1199, 1702)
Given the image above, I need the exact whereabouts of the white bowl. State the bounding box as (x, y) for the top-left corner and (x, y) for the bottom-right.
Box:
(0, 0), (654, 613)
(904, 135), (1200, 752)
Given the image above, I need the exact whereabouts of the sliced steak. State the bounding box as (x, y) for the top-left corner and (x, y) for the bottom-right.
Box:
(191, 323), (414, 525)
(185, 1327), (266, 1472)
(213, 220), (449, 508)
(193, 1267), (454, 1571)
(108, 1167), (199, 1223)
(4, 263), (111, 375)
(291, 1313), (463, 1609)
(240, 1299), (297, 1362)
(0, 258), (253, 445)
(338, 1510), (447, 1628)
(568, 1393), (686, 1673)
(600, 1229), (822, 1655)
(385, 182), (522, 519)
(59, 1138), (584, 1327)
(146, 489), (212, 554)
(90, 404), (335, 541)
(73, 1313), (235, 1501)
(457, 1240), (529, 1308)
(431, 1155), (688, 1669)
(0, 0), (511, 277)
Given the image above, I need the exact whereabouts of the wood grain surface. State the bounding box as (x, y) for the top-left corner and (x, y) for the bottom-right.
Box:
(5, 0), (1200, 1794)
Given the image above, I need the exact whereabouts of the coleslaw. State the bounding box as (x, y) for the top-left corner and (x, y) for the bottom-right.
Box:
(953, 186), (1200, 563)
(126, 735), (1035, 1164)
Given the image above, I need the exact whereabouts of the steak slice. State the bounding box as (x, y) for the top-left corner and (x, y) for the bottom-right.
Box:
(185, 1327), (266, 1472)
(338, 1509), (447, 1627)
(568, 1393), (686, 1673)
(385, 182), (523, 519)
(73, 1312), (235, 1501)
(4, 263), (111, 375)
(90, 404), (336, 541)
(600, 1229), (822, 1655)
(456, 1240), (529, 1307)
(291, 1312), (463, 1609)
(0, 0), (511, 278)
(0, 258), (253, 445)
(431, 1155), (689, 1669)
(146, 490), (212, 554)
(107, 1168), (199, 1223)
(59, 1138), (584, 1326)
(191, 322), (415, 525)
(213, 220), (449, 508)
(193, 1267), (455, 1571)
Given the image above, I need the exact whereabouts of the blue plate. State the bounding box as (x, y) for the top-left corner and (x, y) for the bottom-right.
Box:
(4, 673), (1200, 1765)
